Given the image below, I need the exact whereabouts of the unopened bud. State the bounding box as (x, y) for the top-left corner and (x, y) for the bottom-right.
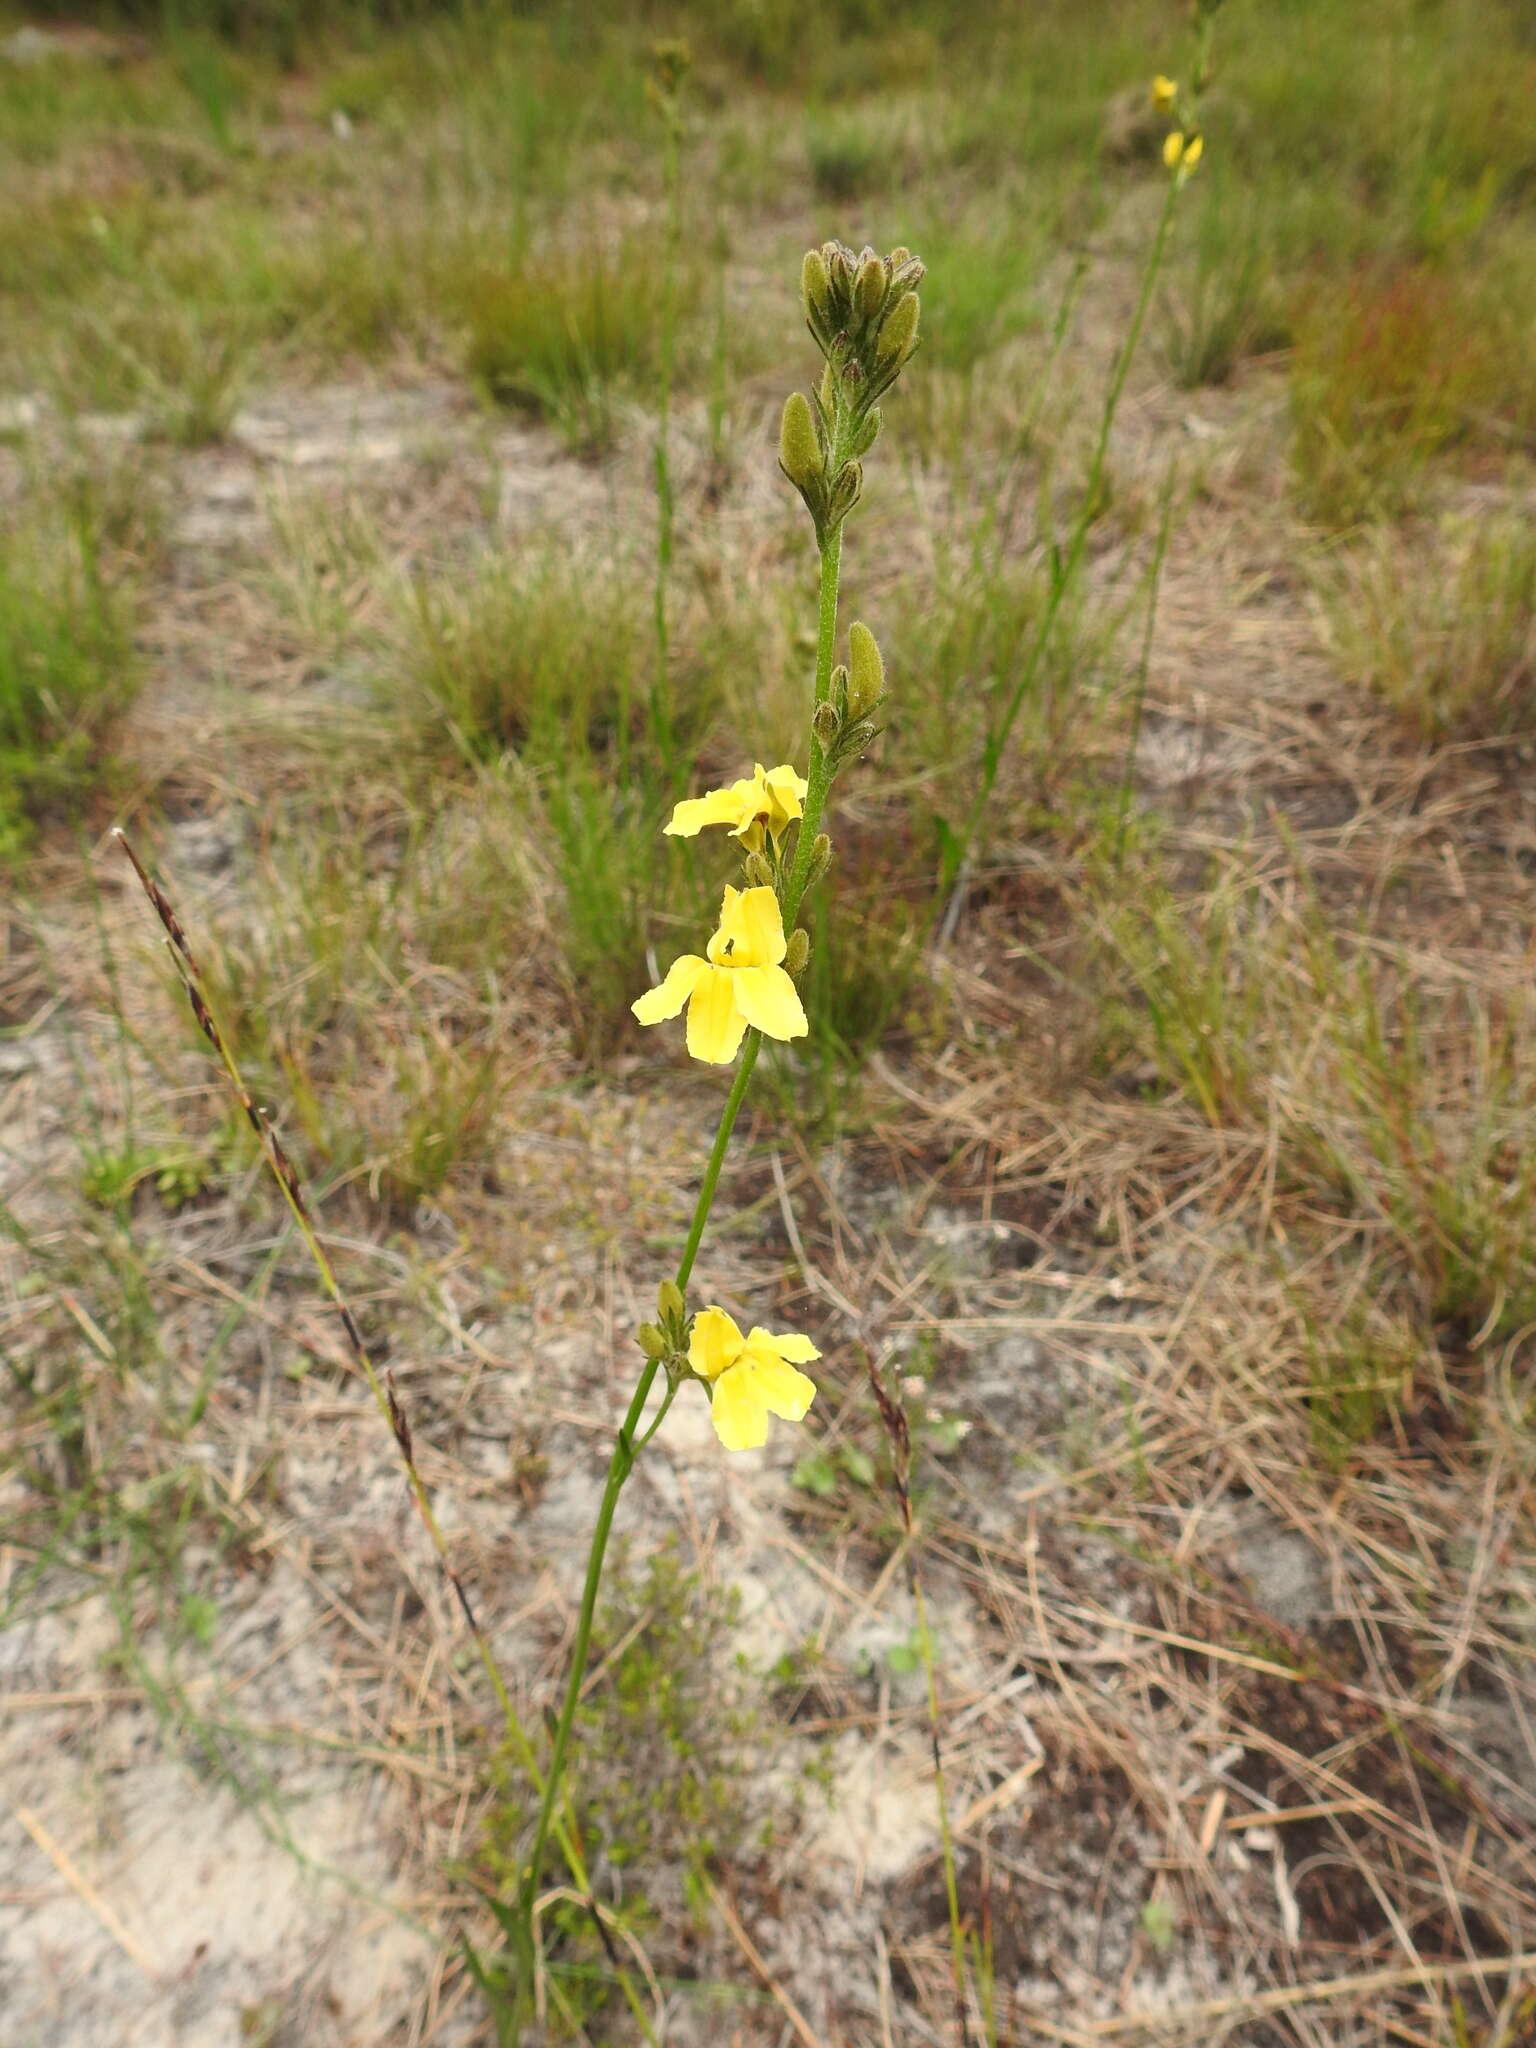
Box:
(802, 247), (831, 320)
(847, 621), (885, 718)
(806, 833), (833, 885)
(830, 661), (850, 714)
(827, 458), (863, 524)
(812, 700), (840, 748)
(851, 406), (883, 458)
(1151, 73), (1177, 111)
(784, 927), (810, 975)
(889, 245), (910, 269)
(877, 290), (919, 364)
(637, 1322), (668, 1360)
(779, 391), (823, 488)
(855, 254), (886, 324)
(742, 850), (773, 889)
(819, 361), (837, 416)
(656, 1279), (684, 1323)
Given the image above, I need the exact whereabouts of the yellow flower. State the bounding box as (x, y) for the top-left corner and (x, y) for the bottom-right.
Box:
(1163, 130), (1204, 175)
(632, 885), (808, 1065)
(1151, 74), (1178, 112)
(664, 763), (808, 852)
(689, 1306), (819, 1450)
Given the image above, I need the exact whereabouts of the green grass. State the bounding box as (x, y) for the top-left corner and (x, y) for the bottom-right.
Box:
(0, 491), (139, 859)
(453, 227), (700, 452)
(1161, 166), (1282, 387)
(1320, 512), (1536, 738)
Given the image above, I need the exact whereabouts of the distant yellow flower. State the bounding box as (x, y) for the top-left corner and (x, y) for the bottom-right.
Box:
(1163, 130), (1204, 176)
(689, 1306), (819, 1450)
(664, 762), (808, 852)
(632, 885), (808, 1065)
(1151, 74), (1177, 111)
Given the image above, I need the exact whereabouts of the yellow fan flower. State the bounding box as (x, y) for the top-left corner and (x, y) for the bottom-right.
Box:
(1163, 130), (1204, 176)
(664, 762), (808, 852)
(689, 1306), (819, 1450)
(1151, 74), (1178, 112)
(632, 885), (808, 1065)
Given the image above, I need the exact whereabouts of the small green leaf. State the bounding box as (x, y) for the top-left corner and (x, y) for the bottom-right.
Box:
(839, 1445), (875, 1488)
(1140, 1897), (1176, 1954)
(180, 1593), (218, 1647)
(792, 1450), (839, 1498)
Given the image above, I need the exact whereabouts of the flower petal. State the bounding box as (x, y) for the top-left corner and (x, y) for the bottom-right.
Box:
(709, 1364), (770, 1450)
(632, 954), (707, 1025)
(706, 885), (743, 966)
(743, 1355), (818, 1424)
(762, 764), (808, 834)
(732, 965), (807, 1042)
(665, 784), (750, 838)
(711, 885), (787, 970)
(690, 1306), (744, 1382)
(685, 967), (748, 1064)
(746, 1326), (821, 1366)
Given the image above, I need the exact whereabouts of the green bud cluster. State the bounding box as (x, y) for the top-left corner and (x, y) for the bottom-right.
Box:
(802, 242), (925, 416)
(637, 1277), (692, 1372)
(811, 620), (889, 771)
(779, 241), (923, 540)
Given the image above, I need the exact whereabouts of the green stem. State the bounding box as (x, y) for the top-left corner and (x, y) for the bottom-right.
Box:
(676, 1035), (763, 1288)
(518, 1352), (661, 1918)
(939, 174), (1181, 918)
(516, 367), (852, 2011)
(519, 1031), (762, 1919)
(783, 422), (849, 926)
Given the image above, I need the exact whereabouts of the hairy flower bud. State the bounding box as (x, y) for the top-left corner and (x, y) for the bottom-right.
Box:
(855, 253), (886, 325)
(877, 290), (920, 364)
(779, 391), (823, 488)
(802, 247), (831, 321)
(805, 833), (833, 886)
(637, 1321), (668, 1360)
(847, 621), (885, 718)
(827, 459), (863, 525)
(812, 700), (840, 748)
(656, 1279), (684, 1323)
(742, 850), (774, 889)
(784, 927), (810, 976)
